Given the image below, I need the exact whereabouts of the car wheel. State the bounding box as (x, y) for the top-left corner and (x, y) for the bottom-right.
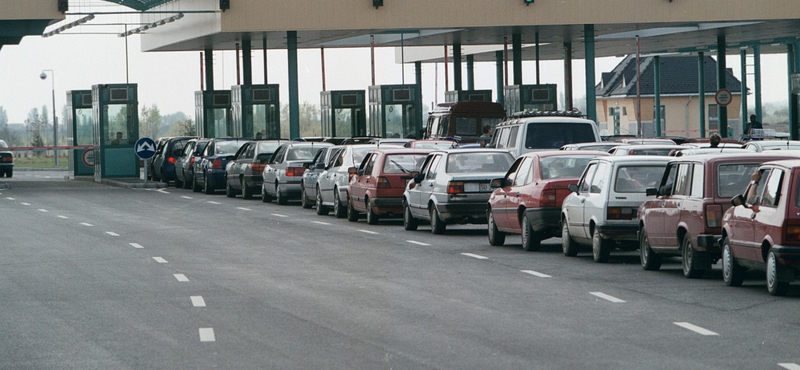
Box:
(301, 184), (313, 209)
(276, 184), (287, 205)
(192, 176), (202, 192)
(767, 248), (790, 296)
(347, 198), (359, 222)
(429, 206), (446, 235)
(562, 221), (579, 257)
(592, 228), (611, 263)
(487, 209), (505, 246)
(722, 238), (745, 287)
(521, 214), (540, 252)
(242, 181), (253, 199)
(333, 190), (347, 218)
(639, 228), (662, 271)
(175, 177), (184, 188)
(681, 236), (707, 279)
(261, 184), (273, 203)
(226, 182), (236, 198)
(203, 174), (214, 195)
(366, 199), (379, 225)
(6, 168), (11, 178)
(316, 187), (329, 216)
(183, 173), (192, 189)
(403, 202), (418, 231)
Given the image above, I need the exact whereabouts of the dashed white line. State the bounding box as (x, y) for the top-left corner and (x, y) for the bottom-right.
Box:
(174, 274), (190, 282)
(407, 240), (431, 246)
(312, 221), (331, 225)
(590, 292), (626, 303)
(237, 207), (252, 211)
(181, 196), (193, 199)
(271, 213), (288, 218)
(152, 257), (168, 264)
(21, 202), (30, 206)
(521, 270), (551, 278)
(130, 243), (144, 249)
(191, 296), (207, 307)
(57, 215), (68, 219)
(199, 328), (215, 342)
(207, 201), (221, 205)
(359, 230), (379, 235)
(673, 322), (719, 336)
(5, 197), (15, 200)
(38, 209), (49, 213)
(80, 222), (94, 227)
(105, 231), (120, 237)
(157, 189), (170, 194)
(779, 363), (800, 370)
(461, 253), (489, 260)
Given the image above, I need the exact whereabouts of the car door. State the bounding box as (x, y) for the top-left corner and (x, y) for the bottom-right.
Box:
(319, 149), (345, 204)
(564, 162), (598, 240)
(501, 157), (532, 232)
(415, 154), (442, 219)
(407, 154), (434, 216)
(351, 152), (376, 210)
(264, 145), (287, 195)
(228, 143), (250, 189)
(747, 168), (784, 262)
(582, 162), (610, 240)
(661, 163), (693, 249)
(728, 168), (772, 261)
(492, 157), (523, 231)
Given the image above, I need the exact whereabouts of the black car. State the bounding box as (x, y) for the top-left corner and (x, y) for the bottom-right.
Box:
(193, 138), (249, 195)
(152, 136), (195, 185)
(224, 140), (285, 199)
(176, 138), (210, 190)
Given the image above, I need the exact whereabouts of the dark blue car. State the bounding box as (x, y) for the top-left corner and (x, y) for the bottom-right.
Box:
(193, 138), (249, 194)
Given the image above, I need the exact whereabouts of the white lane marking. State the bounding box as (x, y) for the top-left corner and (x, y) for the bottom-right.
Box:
(461, 253), (489, 260)
(779, 364), (800, 370)
(21, 202), (30, 206)
(191, 296), (207, 307)
(174, 274), (190, 282)
(359, 230), (379, 235)
(271, 213), (288, 218)
(38, 209), (49, 213)
(105, 231), (120, 237)
(521, 270), (552, 278)
(80, 222), (94, 227)
(199, 328), (216, 342)
(237, 207), (252, 211)
(152, 257), (168, 264)
(5, 197), (15, 200)
(590, 292), (626, 303)
(407, 240), (431, 246)
(57, 215), (68, 219)
(207, 201), (221, 205)
(312, 221), (331, 225)
(673, 322), (719, 336)
(181, 196), (193, 199)
(157, 189), (170, 194)
(130, 243), (144, 249)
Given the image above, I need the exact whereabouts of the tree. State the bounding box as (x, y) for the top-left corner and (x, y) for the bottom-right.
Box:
(280, 101), (321, 138)
(166, 117), (196, 137)
(140, 104), (162, 139)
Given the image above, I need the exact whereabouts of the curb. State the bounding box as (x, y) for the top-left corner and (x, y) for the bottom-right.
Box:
(99, 178), (168, 189)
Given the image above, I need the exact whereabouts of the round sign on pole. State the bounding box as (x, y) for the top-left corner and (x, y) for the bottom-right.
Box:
(134, 137), (157, 160)
(715, 89), (733, 106)
(81, 148), (95, 167)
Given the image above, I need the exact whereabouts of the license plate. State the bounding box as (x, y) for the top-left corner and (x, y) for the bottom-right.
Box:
(465, 182), (490, 192)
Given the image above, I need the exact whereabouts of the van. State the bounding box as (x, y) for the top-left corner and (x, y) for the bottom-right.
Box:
(425, 101), (505, 144)
(491, 111), (601, 158)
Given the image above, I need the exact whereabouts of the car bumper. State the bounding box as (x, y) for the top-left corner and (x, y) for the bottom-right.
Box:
(772, 244), (800, 267)
(208, 170), (226, 188)
(439, 201), (489, 224)
(596, 224), (639, 241)
(371, 197), (404, 215)
(696, 234), (723, 254)
(524, 207), (561, 234)
(277, 182), (303, 198)
(245, 175), (263, 188)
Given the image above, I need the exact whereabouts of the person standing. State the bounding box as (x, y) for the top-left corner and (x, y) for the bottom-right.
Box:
(746, 114), (763, 135)
(478, 124), (492, 148)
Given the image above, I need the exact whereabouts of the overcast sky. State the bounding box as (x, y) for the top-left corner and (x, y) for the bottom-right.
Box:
(0, 5), (791, 124)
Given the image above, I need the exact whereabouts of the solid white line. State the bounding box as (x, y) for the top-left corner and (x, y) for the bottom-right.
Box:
(199, 328), (215, 342)
(38, 209), (48, 212)
(152, 257), (168, 264)
(181, 196), (193, 199)
(105, 231), (120, 237)
(129, 243), (144, 249)
(271, 213), (288, 218)
(407, 240), (431, 246)
(673, 322), (719, 336)
(174, 274), (189, 282)
(521, 270), (552, 278)
(207, 201), (221, 205)
(312, 221), (331, 225)
(191, 296), (207, 307)
(57, 215), (68, 219)
(237, 207), (252, 211)
(590, 292), (626, 303)
(461, 253), (489, 260)
(778, 363), (800, 370)
(21, 202), (30, 206)
(80, 222), (93, 227)
(359, 230), (379, 235)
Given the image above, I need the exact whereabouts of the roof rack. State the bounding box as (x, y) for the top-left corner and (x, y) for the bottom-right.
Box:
(507, 109), (586, 118)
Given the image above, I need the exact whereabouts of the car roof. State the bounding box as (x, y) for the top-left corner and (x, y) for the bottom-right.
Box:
(614, 144), (684, 150)
(760, 159), (800, 169)
(367, 148), (434, 155)
(522, 149), (611, 158)
(594, 155), (673, 164)
(668, 152), (800, 164)
(428, 148), (513, 155)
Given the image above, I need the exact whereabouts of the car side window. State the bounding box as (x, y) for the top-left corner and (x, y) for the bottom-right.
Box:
(332, 150), (345, 168)
(427, 155), (442, 179)
(507, 126), (519, 150)
(579, 163), (598, 193)
(761, 169), (784, 207)
(659, 164), (678, 195)
(271, 146), (287, 164)
(673, 164), (693, 196)
(234, 143), (249, 159)
(513, 157), (532, 187)
(362, 154), (376, 175)
(245, 144), (256, 159)
(495, 128), (509, 149)
(504, 158), (523, 185)
(589, 162), (609, 193)
(747, 169), (771, 205)
(690, 163), (704, 198)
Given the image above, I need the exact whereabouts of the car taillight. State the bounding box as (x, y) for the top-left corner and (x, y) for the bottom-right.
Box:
(377, 177), (391, 189)
(447, 181), (465, 194)
(541, 189), (557, 207)
(287, 167), (305, 177)
(212, 158), (223, 169)
(705, 204), (723, 228)
(190, 157), (195, 163)
(251, 163), (265, 173)
(785, 222), (800, 243)
(168, 156), (177, 164)
(607, 207), (635, 220)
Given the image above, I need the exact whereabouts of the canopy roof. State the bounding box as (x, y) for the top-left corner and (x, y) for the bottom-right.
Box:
(102, 0), (174, 11)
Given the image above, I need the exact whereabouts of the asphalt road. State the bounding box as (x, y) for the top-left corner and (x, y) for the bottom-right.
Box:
(1, 171), (799, 369)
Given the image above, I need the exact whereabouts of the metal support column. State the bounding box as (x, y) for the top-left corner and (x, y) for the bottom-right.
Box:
(287, 31), (300, 139)
(754, 44), (762, 122)
(242, 38), (252, 86)
(204, 48), (214, 91)
(740, 48), (748, 133)
(415, 61), (423, 138)
(466, 55), (475, 90)
(453, 42), (462, 91)
(699, 52), (706, 138)
(263, 38), (268, 84)
(564, 42), (573, 111)
(584, 25), (597, 122)
(535, 32), (541, 84)
(495, 51), (504, 106)
(717, 35), (728, 138)
(654, 56), (661, 137)
(513, 32), (522, 85)
(789, 43), (800, 140)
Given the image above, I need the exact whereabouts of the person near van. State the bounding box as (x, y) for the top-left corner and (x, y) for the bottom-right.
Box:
(746, 114), (762, 135)
(478, 125), (492, 148)
(709, 133), (722, 148)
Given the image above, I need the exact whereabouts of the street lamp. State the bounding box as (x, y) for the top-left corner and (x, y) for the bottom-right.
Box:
(39, 70), (58, 167)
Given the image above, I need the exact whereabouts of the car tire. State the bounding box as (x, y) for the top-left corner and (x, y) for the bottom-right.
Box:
(639, 228), (662, 271)
(592, 228), (611, 263)
(175, 176), (184, 188)
(316, 187), (329, 216)
(333, 190), (347, 218)
(261, 184), (273, 203)
(192, 176), (202, 192)
(681, 236), (707, 279)
(301, 184), (313, 209)
(562, 221), (579, 257)
(183, 173), (192, 189)
(722, 238), (745, 287)
(365, 199), (379, 225)
(767, 248), (790, 296)
(276, 184), (287, 205)
(521, 214), (540, 252)
(226, 182), (236, 198)
(487, 209), (505, 246)
(347, 199), (359, 222)
(203, 174), (214, 195)
(242, 181), (253, 199)
(429, 206), (446, 235)
(6, 168), (11, 178)
(403, 202), (418, 231)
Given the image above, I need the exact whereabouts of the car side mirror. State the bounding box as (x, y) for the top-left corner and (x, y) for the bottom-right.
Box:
(409, 170), (419, 179)
(356, 169), (364, 176)
(491, 178), (504, 188)
(348, 167), (358, 175)
(731, 194), (745, 207)
(413, 172), (425, 183)
(568, 184), (579, 193)
(658, 184), (672, 196)
(646, 188), (658, 196)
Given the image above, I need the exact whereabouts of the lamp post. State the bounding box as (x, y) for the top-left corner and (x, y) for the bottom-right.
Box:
(39, 70), (58, 167)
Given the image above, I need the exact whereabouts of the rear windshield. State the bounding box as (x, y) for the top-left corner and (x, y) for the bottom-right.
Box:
(455, 117), (479, 136)
(287, 146), (324, 161)
(614, 165), (666, 193)
(413, 141), (456, 149)
(351, 147), (374, 165)
(539, 155), (596, 179)
(215, 141), (245, 155)
(257, 141), (283, 155)
(382, 154), (429, 174)
(446, 152), (514, 173)
(718, 163), (761, 198)
(525, 122), (597, 149)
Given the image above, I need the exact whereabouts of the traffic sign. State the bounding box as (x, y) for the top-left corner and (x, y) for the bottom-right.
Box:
(81, 148), (94, 167)
(134, 137), (157, 159)
(715, 89), (732, 106)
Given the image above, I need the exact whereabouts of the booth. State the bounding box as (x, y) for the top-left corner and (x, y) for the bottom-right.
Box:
(321, 90), (366, 137)
(232, 84), (280, 139)
(67, 90), (94, 176)
(195, 90), (233, 138)
(92, 83), (139, 181)
(503, 84), (558, 116)
(445, 90), (493, 103)
(368, 84), (422, 139)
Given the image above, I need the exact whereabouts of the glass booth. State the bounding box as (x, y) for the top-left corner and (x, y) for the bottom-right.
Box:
(195, 90), (233, 138)
(368, 85), (422, 139)
(445, 90), (493, 103)
(321, 90), (366, 137)
(232, 84), (280, 139)
(92, 83), (139, 181)
(67, 90), (94, 176)
(503, 84), (558, 116)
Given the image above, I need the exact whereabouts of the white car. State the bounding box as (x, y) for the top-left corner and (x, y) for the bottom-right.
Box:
(315, 144), (377, 218)
(561, 156), (671, 262)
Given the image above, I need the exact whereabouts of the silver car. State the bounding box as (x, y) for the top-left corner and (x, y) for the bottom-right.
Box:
(261, 142), (333, 205)
(403, 149), (515, 234)
(315, 144), (377, 217)
(300, 146), (343, 209)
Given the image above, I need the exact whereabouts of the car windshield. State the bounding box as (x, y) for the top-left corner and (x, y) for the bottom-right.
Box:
(614, 165), (665, 193)
(718, 163), (761, 198)
(446, 152), (514, 173)
(215, 141), (245, 155)
(539, 155), (596, 179)
(525, 122), (597, 149)
(382, 154), (428, 174)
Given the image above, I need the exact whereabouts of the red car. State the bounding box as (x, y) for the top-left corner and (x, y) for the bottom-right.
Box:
(348, 148), (432, 224)
(487, 150), (609, 250)
(722, 159), (800, 295)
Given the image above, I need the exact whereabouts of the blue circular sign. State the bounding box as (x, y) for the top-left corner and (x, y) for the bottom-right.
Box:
(134, 137), (157, 159)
